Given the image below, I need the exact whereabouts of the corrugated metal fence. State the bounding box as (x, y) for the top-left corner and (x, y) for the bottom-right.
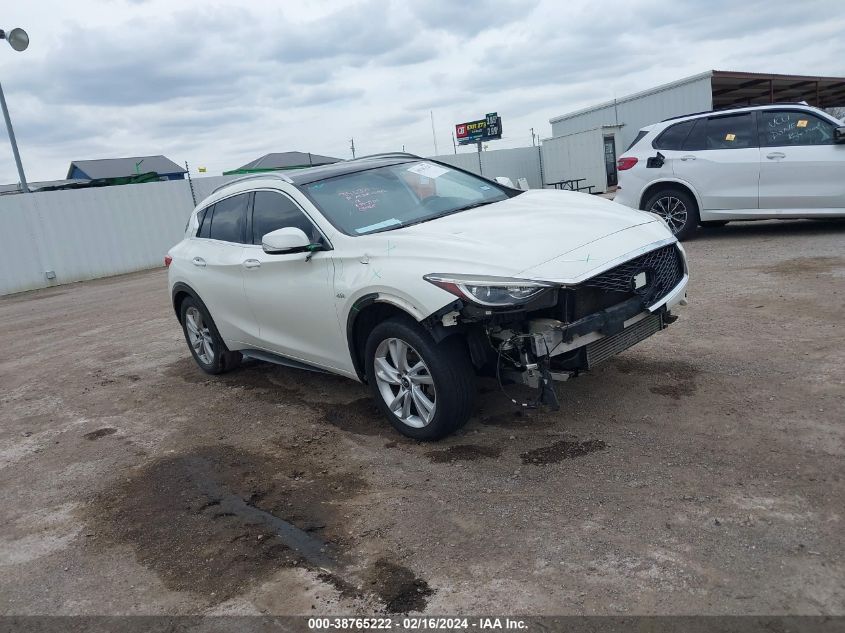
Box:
(0, 176), (234, 296)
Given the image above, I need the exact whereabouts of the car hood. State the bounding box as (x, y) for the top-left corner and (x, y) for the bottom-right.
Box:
(351, 190), (674, 283)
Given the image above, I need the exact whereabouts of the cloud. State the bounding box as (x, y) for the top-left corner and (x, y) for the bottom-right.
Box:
(1, 0), (844, 183)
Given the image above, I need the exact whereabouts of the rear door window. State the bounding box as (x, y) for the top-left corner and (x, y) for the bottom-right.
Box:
(207, 194), (249, 243)
(653, 120), (696, 150)
(704, 113), (756, 149)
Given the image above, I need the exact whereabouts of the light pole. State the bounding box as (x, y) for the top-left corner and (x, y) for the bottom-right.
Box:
(0, 27), (30, 193)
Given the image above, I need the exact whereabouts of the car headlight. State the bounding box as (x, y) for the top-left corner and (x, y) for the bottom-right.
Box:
(424, 274), (553, 307)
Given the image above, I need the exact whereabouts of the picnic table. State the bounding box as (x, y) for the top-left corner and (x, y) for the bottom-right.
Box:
(548, 178), (595, 194)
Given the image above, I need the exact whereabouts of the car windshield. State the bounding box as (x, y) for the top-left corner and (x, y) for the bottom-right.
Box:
(301, 161), (514, 235)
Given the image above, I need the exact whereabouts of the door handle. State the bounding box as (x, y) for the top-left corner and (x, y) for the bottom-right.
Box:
(766, 152), (786, 160)
(680, 155), (696, 161)
(242, 259), (261, 269)
(191, 257), (206, 267)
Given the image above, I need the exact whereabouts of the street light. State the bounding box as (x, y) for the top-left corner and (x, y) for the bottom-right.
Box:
(0, 27), (30, 193)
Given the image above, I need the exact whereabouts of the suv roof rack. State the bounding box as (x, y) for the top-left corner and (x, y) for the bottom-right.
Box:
(209, 172), (293, 196)
(347, 152), (421, 161)
(661, 101), (813, 122)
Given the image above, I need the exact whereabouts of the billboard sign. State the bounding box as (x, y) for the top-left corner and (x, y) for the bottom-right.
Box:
(455, 112), (502, 145)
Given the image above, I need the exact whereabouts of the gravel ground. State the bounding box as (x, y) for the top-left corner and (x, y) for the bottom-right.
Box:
(1, 219), (843, 616)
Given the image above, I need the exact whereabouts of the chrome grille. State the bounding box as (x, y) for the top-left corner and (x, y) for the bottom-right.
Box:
(582, 244), (683, 304)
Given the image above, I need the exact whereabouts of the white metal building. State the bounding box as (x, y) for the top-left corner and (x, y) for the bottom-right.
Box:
(542, 70), (845, 194)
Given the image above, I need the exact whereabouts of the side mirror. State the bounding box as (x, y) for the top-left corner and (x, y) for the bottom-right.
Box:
(262, 227), (311, 254)
(835, 126), (845, 144)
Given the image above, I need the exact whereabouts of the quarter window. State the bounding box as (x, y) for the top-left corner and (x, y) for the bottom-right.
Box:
(207, 194), (249, 243)
(627, 129), (649, 151)
(704, 113), (756, 149)
(196, 206), (211, 238)
(252, 191), (320, 245)
(760, 111), (835, 146)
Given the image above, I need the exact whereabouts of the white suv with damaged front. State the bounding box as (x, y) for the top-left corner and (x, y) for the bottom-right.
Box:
(167, 154), (689, 439)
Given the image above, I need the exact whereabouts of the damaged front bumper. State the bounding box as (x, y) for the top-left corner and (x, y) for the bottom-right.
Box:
(528, 272), (689, 366)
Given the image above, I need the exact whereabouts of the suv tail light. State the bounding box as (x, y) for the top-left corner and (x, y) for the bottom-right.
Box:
(617, 157), (638, 171)
(164, 255), (173, 268)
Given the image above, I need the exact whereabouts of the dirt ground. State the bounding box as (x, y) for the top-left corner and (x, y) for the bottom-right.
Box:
(1, 219), (843, 616)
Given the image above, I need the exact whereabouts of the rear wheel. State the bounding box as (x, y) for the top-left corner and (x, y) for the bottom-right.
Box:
(365, 317), (475, 440)
(180, 297), (241, 374)
(644, 188), (699, 240)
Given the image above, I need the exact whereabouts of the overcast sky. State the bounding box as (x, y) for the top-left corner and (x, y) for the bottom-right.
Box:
(1, 0), (843, 183)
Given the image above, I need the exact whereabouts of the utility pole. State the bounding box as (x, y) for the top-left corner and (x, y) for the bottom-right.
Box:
(350, 138), (356, 159)
(0, 81), (27, 191)
(185, 161), (197, 206)
(430, 111), (438, 155)
(530, 127), (536, 147)
(476, 140), (483, 175)
(1, 27), (31, 193)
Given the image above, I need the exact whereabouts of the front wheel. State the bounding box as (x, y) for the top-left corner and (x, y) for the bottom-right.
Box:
(365, 317), (475, 440)
(644, 188), (699, 240)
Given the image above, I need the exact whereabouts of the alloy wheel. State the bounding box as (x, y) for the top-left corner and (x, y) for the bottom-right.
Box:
(373, 337), (436, 428)
(650, 196), (688, 235)
(185, 306), (215, 365)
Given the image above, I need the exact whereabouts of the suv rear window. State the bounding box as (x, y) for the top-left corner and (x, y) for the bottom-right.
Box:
(704, 113), (756, 149)
(652, 120), (696, 150)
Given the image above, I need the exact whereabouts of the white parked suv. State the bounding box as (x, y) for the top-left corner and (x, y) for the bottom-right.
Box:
(167, 154), (688, 439)
(614, 104), (845, 239)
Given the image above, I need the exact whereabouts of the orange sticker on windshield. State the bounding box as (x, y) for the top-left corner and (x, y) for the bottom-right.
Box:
(797, 119), (808, 128)
(725, 133), (736, 141)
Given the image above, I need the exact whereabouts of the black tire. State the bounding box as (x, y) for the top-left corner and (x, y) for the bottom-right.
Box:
(364, 316), (475, 440)
(179, 296), (242, 375)
(700, 220), (729, 228)
(643, 188), (700, 241)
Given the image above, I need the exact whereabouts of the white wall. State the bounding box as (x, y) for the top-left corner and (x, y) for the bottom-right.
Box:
(0, 175), (234, 296)
(550, 73), (714, 157)
(540, 127), (610, 193)
(430, 146), (544, 189)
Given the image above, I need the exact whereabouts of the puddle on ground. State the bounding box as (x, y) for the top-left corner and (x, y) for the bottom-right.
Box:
(88, 444), (435, 611)
(365, 558), (433, 613)
(425, 444), (502, 463)
(83, 428), (117, 441)
(612, 357), (699, 400)
(88, 446), (367, 604)
(521, 439), (607, 464)
(758, 256), (844, 276)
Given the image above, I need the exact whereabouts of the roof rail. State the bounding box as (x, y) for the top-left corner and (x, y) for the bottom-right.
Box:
(347, 152), (421, 162)
(209, 172), (293, 196)
(661, 101), (814, 122)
